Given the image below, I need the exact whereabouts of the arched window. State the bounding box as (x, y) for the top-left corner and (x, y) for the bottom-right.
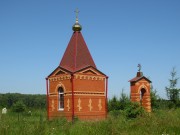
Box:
(140, 88), (146, 105)
(58, 87), (64, 110)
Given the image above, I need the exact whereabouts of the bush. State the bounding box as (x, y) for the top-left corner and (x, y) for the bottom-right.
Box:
(125, 102), (145, 119)
(12, 101), (26, 113)
(109, 110), (121, 118)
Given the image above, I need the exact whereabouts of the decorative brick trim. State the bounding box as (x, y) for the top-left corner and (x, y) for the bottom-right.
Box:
(88, 99), (93, 111)
(77, 98), (82, 111)
(67, 98), (70, 111)
(65, 91), (105, 96)
(74, 74), (105, 81)
(138, 84), (149, 93)
(49, 75), (71, 81)
(98, 99), (102, 111)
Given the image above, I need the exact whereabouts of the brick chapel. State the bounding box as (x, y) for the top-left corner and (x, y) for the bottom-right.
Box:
(129, 64), (152, 112)
(46, 11), (108, 120)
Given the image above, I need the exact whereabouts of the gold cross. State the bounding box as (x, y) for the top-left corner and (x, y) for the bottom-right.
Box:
(74, 8), (79, 20)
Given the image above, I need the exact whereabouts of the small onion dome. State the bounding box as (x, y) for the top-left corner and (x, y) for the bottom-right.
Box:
(72, 19), (82, 32)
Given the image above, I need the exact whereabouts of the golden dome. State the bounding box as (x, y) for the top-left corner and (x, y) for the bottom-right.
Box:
(72, 8), (82, 32)
(72, 20), (82, 32)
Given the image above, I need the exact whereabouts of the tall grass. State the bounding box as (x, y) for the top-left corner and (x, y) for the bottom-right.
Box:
(0, 108), (180, 135)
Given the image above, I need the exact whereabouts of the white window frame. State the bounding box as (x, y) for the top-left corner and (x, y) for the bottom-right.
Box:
(58, 87), (64, 111)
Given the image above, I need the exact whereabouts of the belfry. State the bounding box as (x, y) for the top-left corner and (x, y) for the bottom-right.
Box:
(46, 10), (108, 120)
(129, 64), (152, 112)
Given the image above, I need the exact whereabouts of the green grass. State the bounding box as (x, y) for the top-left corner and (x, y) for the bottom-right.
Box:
(0, 108), (180, 135)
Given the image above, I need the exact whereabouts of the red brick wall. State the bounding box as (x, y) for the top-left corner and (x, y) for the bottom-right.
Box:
(48, 69), (107, 120)
(130, 78), (151, 112)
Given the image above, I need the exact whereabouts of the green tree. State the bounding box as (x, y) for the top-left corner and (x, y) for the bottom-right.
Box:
(108, 90), (131, 113)
(12, 101), (26, 121)
(119, 90), (130, 110)
(108, 96), (120, 111)
(150, 85), (160, 110)
(12, 101), (26, 113)
(165, 67), (180, 104)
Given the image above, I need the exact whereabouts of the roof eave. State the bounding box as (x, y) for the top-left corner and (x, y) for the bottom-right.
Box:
(73, 65), (108, 77)
(46, 66), (72, 78)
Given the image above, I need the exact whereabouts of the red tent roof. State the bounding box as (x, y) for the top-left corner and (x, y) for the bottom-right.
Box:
(59, 31), (96, 72)
(129, 76), (151, 83)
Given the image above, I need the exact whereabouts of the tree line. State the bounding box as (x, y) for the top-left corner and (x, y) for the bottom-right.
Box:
(0, 93), (46, 109)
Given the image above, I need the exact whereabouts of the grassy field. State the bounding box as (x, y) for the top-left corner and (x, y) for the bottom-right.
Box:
(0, 108), (180, 135)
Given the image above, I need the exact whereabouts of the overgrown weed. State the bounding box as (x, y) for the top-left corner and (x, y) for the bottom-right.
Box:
(0, 108), (180, 135)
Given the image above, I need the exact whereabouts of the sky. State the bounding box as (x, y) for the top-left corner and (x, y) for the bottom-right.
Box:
(0, 0), (180, 99)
